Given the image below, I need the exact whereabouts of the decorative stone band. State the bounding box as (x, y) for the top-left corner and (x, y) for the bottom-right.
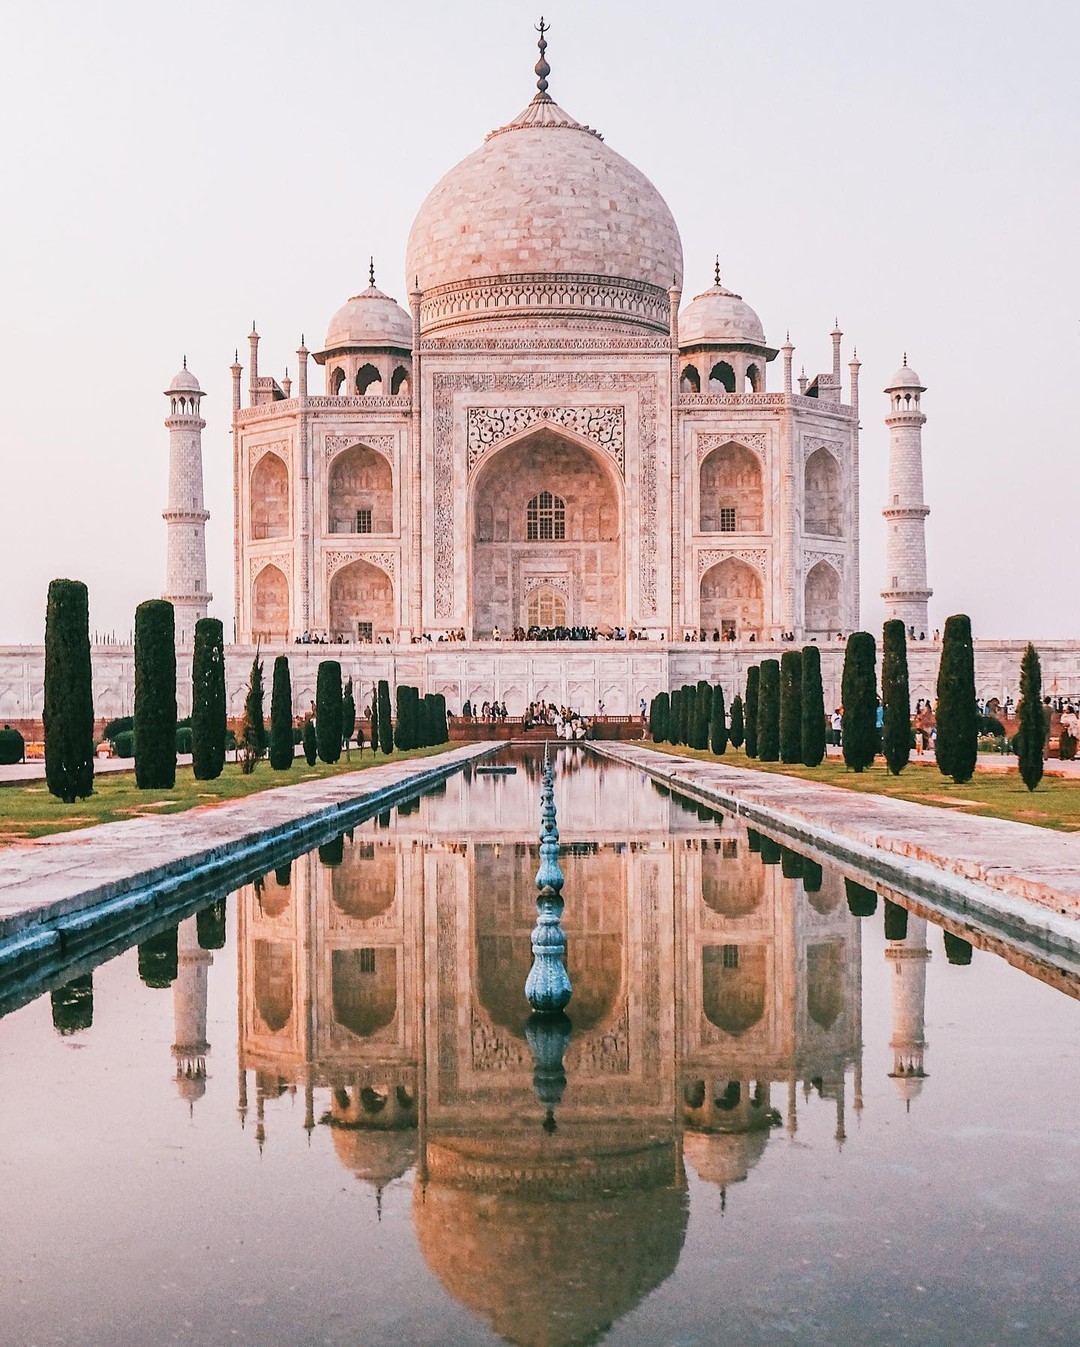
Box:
(164, 415), (206, 431)
(884, 412), (927, 427)
(236, 396), (410, 423)
(420, 332), (670, 353)
(418, 272), (672, 337)
(249, 553), (292, 586)
(162, 509), (210, 523)
(881, 587), (933, 601)
(695, 431), (768, 462)
(324, 433), (396, 463)
(882, 506), (930, 519)
(804, 550), (846, 575)
(697, 547), (769, 577)
(680, 392), (858, 417)
(467, 405), (625, 474)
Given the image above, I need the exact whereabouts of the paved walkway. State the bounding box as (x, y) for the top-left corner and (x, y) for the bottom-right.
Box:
(0, 743), (496, 946)
(595, 743), (1080, 936)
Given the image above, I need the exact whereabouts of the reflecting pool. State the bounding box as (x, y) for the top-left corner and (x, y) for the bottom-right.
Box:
(3, 746), (1080, 1346)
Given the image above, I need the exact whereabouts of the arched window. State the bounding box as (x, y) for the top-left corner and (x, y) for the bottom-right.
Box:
(330, 367), (346, 395)
(526, 490), (566, 541)
(356, 364), (381, 395)
(390, 365), (409, 396)
(680, 363), (700, 394)
(526, 587), (567, 629)
(709, 361), (736, 393)
(746, 363), (761, 393)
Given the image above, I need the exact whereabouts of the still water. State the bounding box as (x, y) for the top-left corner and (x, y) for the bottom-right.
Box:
(3, 746), (1080, 1347)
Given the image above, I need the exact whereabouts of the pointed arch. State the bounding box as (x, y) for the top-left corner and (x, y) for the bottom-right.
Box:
(253, 940), (293, 1033)
(250, 452), (290, 539)
(331, 947), (397, 1038)
(804, 560), (841, 634)
(702, 943), (767, 1035)
(328, 443), (393, 535)
(709, 361), (736, 393)
(700, 441), (763, 534)
(328, 559), (394, 642)
(680, 363), (701, 394)
(805, 447), (842, 536)
(251, 563), (289, 641)
(700, 557), (763, 637)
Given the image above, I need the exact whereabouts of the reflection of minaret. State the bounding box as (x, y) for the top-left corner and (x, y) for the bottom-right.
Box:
(173, 916), (212, 1109)
(887, 913), (930, 1108)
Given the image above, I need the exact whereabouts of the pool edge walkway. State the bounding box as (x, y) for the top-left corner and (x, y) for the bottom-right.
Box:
(0, 743), (498, 945)
(592, 743), (1080, 956)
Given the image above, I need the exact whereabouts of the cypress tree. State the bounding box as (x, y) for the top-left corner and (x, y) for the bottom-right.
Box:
(395, 685), (412, 751)
(377, 679), (394, 755)
(302, 717), (318, 765)
(369, 683), (379, 756)
(746, 828), (761, 853)
(269, 655), (294, 770)
(244, 657), (267, 760)
(779, 649), (803, 763)
(134, 599), (177, 790)
(422, 693), (438, 747)
(649, 692), (669, 743)
(342, 678), (357, 757)
(319, 835), (345, 867)
(669, 688), (682, 745)
(1015, 642), (1045, 792)
(729, 694), (745, 750)
(881, 620), (911, 776)
(693, 680), (712, 750)
(191, 618), (226, 781)
(801, 645), (826, 768)
(841, 631), (878, 772)
(744, 667), (760, 757)
(709, 684), (727, 755)
(935, 614), (978, 784)
(43, 577), (95, 803)
(316, 660), (343, 763)
(757, 659), (780, 762)
(434, 692), (450, 744)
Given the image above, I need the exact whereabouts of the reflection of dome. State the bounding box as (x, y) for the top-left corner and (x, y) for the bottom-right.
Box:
(406, 89), (683, 335)
(324, 285), (412, 351)
(679, 282), (766, 348)
(415, 1133), (687, 1347)
(889, 1068), (927, 1104)
(684, 1128), (769, 1188)
(330, 1126), (416, 1187)
(175, 1066), (207, 1104)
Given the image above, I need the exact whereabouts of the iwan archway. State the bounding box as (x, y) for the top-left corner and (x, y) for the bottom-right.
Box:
(469, 426), (625, 636)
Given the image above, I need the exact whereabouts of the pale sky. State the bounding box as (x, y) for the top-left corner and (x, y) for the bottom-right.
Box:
(1, 0), (1076, 644)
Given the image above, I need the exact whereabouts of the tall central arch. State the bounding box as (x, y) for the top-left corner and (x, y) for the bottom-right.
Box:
(469, 426), (624, 634)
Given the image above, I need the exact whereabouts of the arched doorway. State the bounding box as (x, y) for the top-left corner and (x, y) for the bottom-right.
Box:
(251, 453), (290, 539)
(328, 444), (393, 535)
(329, 559), (394, 642)
(804, 560), (841, 634)
(252, 564), (289, 641)
(700, 558), (763, 638)
(700, 442), (764, 534)
(804, 448), (842, 536)
(470, 428), (623, 636)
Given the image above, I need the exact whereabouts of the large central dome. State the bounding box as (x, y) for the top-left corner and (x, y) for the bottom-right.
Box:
(405, 87), (683, 336)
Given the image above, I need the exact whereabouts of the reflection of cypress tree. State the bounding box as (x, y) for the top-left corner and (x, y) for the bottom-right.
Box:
(759, 835), (781, 865)
(744, 667), (760, 757)
(709, 684), (728, 755)
(138, 924), (179, 988)
(649, 692), (669, 742)
(801, 645), (826, 767)
(845, 878), (878, 917)
(377, 810), (392, 829)
(274, 862), (291, 887)
(51, 972), (93, 1035)
(883, 899), (909, 941)
(757, 659), (780, 762)
(943, 931), (974, 965)
(780, 846), (805, 879)
(841, 631), (878, 772)
(197, 898), (227, 950)
(318, 834), (345, 867)
(43, 578), (95, 802)
(935, 614), (978, 784)
(746, 828), (761, 853)
(728, 694), (745, 750)
(881, 620), (911, 775)
(802, 859), (824, 892)
(779, 649), (803, 763)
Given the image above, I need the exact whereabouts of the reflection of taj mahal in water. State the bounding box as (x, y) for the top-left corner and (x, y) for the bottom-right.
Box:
(163, 753), (936, 1347)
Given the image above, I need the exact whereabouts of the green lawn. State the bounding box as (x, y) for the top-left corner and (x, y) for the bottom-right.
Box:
(640, 743), (1080, 832)
(0, 745), (450, 843)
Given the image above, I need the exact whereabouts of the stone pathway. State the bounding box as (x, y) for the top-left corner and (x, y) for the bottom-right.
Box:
(0, 743), (496, 944)
(594, 743), (1080, 934)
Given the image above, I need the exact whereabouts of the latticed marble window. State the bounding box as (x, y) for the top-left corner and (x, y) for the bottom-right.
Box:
(356, 621), (373, 643)
(527, 588), (567, 629)
(526, 491), (566, 541)
(719, 506), (737, 533)
(355, 508), (373, 534)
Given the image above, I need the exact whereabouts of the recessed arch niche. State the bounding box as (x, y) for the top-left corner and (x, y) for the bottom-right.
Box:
(252, 564), (290, 641)
(700, 442), (763, 534)
(804, 560), (841, 634)
(700, 557), (763, 637)
(328, 559), (394, 642)
(251, 452), (290, 539)
(328, 444), (393, 535)
(804, 448), (842, 537)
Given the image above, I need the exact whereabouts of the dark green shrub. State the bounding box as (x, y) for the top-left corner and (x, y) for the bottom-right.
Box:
(881, 620), (911, 776)
(377, 680), (394, 755)
(269, 655), (294, 770)
(51, 973), (93, 1035)
(841, 631), (878, 772)
(800, 646), (826, 767)
(729, 695), (745, 750)
(845, 879), (878, 917)
(1014, 643), (1045, 792)
(191, 618), (226, 781)
(197, 898), (227, 951)
(175, 726), (193, 754)
(779, 650), (803, 763)
(302, 718), (317, 766)
(43, 578), (95, 802)
(102, 716), (133, 740)
(134, 599), (177, 790)
(943, 931), (973, 965)
(757, 659), (780, 762)
(342, 679), (357, 754)
(744, 667), (760, 758)
(113, 730), (135, 758)
(709, 684), (727, 755)
(138, 925), (179, 988)
(316, 661), (343, 763)
(884, 899), (909, 941)
(0, 727), (25, 764)
(977, 713), (1007, 737)
(935, 614), (978, 784)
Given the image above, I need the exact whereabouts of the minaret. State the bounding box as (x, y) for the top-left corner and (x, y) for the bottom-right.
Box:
(172, 916), (213, 1110)
(163, 360), (211, 644)
(882, 358), (931, 633)
(886, 914), (930, 1110)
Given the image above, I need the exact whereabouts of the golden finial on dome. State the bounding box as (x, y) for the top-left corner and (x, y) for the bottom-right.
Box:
(534, 16), (551, 99)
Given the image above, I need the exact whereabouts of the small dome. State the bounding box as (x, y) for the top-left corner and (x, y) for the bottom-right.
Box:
(679, 281), (766, 349)
(166, 364), (201, 394)
(323, 285), (413, 352)
(886, 359), (925, 392)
